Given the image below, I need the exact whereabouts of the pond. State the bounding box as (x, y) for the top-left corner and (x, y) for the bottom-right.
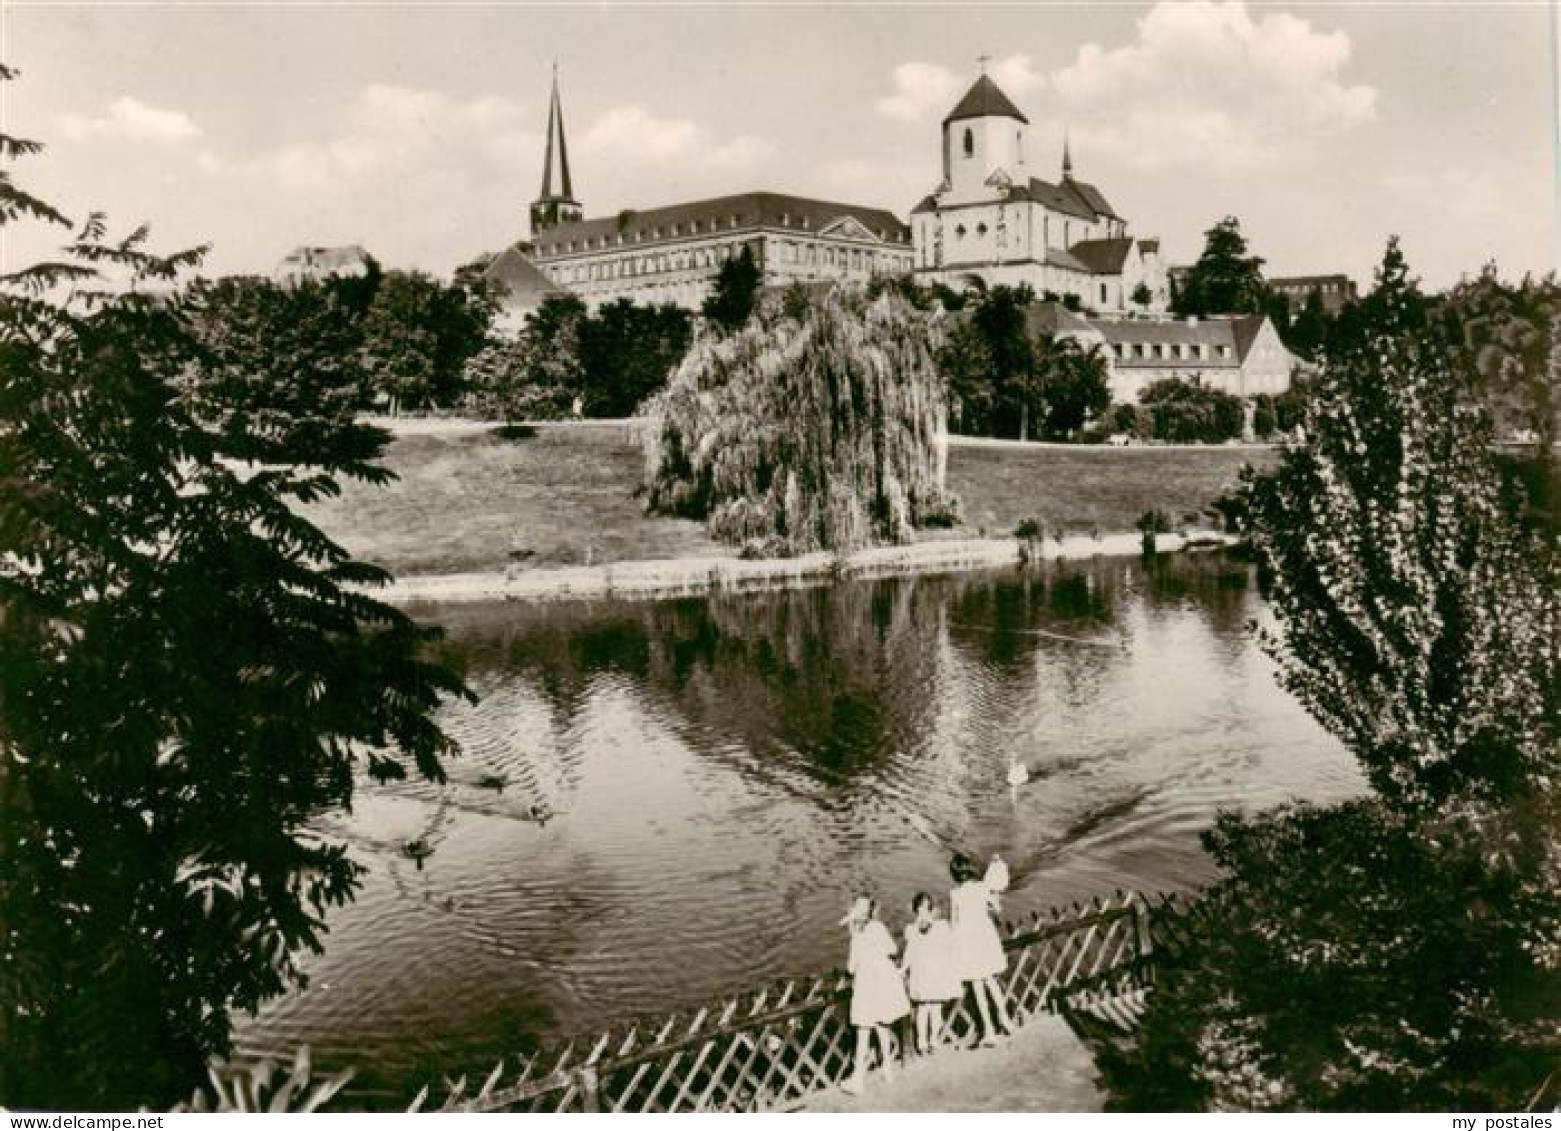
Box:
(237, 552), (1362, 1105)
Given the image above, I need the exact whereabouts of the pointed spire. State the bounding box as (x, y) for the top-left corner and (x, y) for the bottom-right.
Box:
(531, 62), (581, 235)
(1062, 130), (1073, 179)
(539, 61), (574, 202)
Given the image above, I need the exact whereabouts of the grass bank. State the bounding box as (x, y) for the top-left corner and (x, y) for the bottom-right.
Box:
(302, 420), (1270, 584)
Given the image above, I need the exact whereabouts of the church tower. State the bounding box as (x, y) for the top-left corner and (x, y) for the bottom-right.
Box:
(941, 70), (1028, 203)
(530, 64), (582, 235)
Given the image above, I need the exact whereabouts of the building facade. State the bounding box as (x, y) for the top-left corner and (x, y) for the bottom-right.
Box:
(1269, 273), (1359, 315)
(1028, 303), (1297, 403)
(486, 71), (913, 317)
(528, 192), (913, 310)
(273, 244), (373, 285)
(910, 74), (1167, 312)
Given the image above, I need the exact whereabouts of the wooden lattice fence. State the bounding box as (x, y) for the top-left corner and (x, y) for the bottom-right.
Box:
(427, 889), (1156, 1113)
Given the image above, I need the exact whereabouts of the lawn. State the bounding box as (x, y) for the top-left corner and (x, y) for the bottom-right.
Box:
(304, 422), (1274, 578)
(301, 422), (726, 577)
(946, 438), (1273, 538)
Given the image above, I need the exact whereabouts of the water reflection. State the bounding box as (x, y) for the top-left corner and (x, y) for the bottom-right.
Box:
(238, 552), (1359, 1106)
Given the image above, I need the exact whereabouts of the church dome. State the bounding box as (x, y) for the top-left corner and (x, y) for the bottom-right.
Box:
(942, 73), (1029, 126)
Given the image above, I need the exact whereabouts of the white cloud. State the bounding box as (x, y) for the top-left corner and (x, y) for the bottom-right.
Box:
(1050, 1), (1376, 172)
(577, 104), (773, 172)
(198, 83), (534, 192)
(875, 55), (1043, 124)
(61, 95), (202, 143)
(875, 62), (962, 123)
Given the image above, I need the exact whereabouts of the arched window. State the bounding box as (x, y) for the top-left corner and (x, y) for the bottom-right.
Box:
(962, 128), (974, 157)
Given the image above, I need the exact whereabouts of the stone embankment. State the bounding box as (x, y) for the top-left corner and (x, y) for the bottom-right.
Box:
(378, 531), (1234, 606)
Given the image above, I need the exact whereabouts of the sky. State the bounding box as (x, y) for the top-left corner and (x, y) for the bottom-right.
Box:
(1, 0), (1555, 290)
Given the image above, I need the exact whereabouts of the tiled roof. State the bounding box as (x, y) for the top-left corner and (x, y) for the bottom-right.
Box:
(483, 244), (563, 308)
(1088, 316), (1245, 368)
(1022, 177), (1098, 220)
(909, 177), (1119, 223)
(1229, 314), (1267, 358)
(1063, 177), (1120, 220)
(531, 191), (910, 257)
(1044, 247), (1093, 272)
(943, 74), (1029, 126)
(1069, 237), (1135, 275)
(1024, 302), (1097, 340)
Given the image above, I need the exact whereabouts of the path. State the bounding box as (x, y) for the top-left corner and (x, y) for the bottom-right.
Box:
(794, 1014), (1105, 1113)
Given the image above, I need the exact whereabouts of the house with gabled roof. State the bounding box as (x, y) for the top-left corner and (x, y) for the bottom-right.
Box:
(1022, 301), (1298, 403)
(910, 72), (1167, 313)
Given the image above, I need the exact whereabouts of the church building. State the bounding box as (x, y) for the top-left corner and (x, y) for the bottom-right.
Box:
(910, 73), (1166, 313)
(486, 69), (914, 318)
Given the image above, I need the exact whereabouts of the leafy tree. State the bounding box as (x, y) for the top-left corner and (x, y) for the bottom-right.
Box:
(1131, 281), (1154, 310)
(939, 284), (1037, 439)
(466, 292), (587, 420)
(701, 245), (761, 333)
(645, 287), (955, 553)
(1138, 377), (1244, 443)
(577, 298), (692, 417)
(360, 270), (491, 412)
(185, 272), (381, 416)
(1033, 333), (1111, 439)
(1244, 241), (1556, 810)
(1282, 288), (1333, 360)
(938, 315), (997, 435)
(0, 74), (468, 1108)
(1101, 239), (1561, 1110)
(1109, 401), (1151, 440)
(1248, 394), (1277, 439)
(451, 251), (496, 294)
(1443, 268), (1561, 464)
(1173, 216), (1272, 318)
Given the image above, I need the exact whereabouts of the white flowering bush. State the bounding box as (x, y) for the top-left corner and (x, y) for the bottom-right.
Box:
(1099, 242), (1561, 1111)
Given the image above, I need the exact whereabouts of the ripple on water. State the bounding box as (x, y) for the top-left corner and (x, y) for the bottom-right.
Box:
(238, 559), (1362, 1105)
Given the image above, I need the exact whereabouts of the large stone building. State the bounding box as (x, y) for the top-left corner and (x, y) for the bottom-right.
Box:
(1028, 303), (1296, 403)
(910, 74), (1166, 312)
(485, 70), (913, 318)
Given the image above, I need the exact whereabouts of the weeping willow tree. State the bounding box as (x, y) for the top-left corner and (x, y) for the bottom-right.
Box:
(643, 286), (956, 554)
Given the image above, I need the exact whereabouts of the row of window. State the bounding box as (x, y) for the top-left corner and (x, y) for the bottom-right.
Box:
(550, 241), (911, 287)
(1110, 341), (1232, 361)
(539, 216), (907, 257)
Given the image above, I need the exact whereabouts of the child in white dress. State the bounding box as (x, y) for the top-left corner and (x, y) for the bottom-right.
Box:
(901, 892), (961, 1055)
(949, 852), (1014, 1046)
(841, 894), (910, 1095)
